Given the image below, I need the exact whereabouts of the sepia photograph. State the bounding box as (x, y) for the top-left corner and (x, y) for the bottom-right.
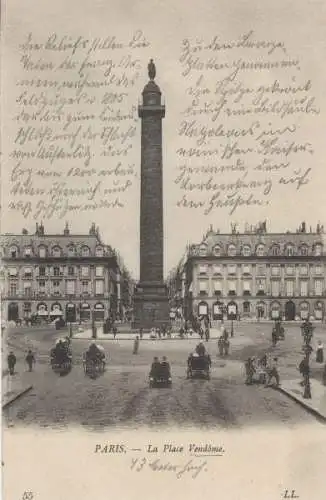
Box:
(1, 0), (326, 498)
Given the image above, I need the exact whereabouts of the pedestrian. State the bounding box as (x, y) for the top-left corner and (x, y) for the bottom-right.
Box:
(139, 328), (143, 340)
(113, 325), (117, 339)
(196, 342), (206, 356)
(316, 340), (324, 363)
(217, 336), (224, 357)
(133, 335), (139, 354)
(245, 357), (255, 385)
(205, 328), (209, 342)
(25, 350), (35, 372)
(7, 351), (17, 375)
(323, 363), (326, 386)
(265, 357), (280, 387)
(272, 328), (277, 346)
(299, 357), (309, 386)
(224, 339), (230, 356)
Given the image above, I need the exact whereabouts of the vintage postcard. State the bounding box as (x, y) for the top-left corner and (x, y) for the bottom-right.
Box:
(1, 0), (326, 499)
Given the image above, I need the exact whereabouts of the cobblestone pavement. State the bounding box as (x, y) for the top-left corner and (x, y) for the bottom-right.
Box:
(2, 323), (325, 430)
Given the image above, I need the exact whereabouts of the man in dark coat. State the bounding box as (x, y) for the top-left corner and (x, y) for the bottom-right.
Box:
(7, 351), (17, 375)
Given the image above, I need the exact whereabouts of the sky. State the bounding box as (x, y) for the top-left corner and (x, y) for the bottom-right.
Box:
(2, 0), (326, 280)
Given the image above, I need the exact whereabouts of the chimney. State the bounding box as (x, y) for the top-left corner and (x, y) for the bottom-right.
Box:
(63, 222), (70, 236)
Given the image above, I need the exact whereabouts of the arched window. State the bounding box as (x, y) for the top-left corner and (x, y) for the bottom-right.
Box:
(52, 246), (62, 257)
(242, 245), (251, 257)
(270, 245), (280, 256)
(213, 245), (221, 257)
(81, 246), (90, 257)
(227, 244), (236, 257)
(256, 244), (265, 257)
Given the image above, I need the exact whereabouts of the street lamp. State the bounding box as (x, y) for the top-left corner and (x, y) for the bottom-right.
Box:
(231, 318), (234, 337)
(301, 321), (314, 399)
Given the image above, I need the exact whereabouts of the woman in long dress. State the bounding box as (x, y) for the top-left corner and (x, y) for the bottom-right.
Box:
(316, 340), (324, 363)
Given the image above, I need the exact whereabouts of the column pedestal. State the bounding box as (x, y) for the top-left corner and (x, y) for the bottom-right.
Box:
(132, 282), (169, 330)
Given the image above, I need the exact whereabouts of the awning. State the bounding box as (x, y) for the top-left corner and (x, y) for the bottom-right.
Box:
(50, 310), (63, 315)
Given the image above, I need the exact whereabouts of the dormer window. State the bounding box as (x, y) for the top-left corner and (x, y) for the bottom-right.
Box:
(39, 246), (46, 258)
(213, 245), (221, 257)
(81, 246), (90, 257)
(299, 245), (309, 256)
(256, 244), (265, 257)
(199, 244), (207, 257)
(24, 247), (32, 258)
(270, 245), (280, 256)
(242, 245), (251, 257)
(10, 245), (18, 258)
(68, 245), (76, 257)
(95, 246), (104, 257)
(314, 244), (323, 256)
(285, 245), (295, 257)
(52, 246), (61, 257)
(227, 244), (236, 257)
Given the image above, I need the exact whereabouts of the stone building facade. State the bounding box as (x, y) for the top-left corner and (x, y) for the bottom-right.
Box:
(175, 222), (326, 321)
(0, 222), (125, 323)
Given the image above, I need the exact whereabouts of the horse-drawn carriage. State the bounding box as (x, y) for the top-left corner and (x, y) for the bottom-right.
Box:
(187, 353), (211, 380)
(82, 343), (106, 377)
(50, 338), (72, 375)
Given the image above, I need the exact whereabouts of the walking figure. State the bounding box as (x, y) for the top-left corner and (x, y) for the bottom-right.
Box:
(7, 351), (17, 375)
(245, 357), (255, 385)
(25, 350), (35, 372)
(113, 325), (117, 339)
(265, 357), (280, 387)
(316, 340), (324, 363)
(218, 336), (224, 357)
(133, 336), (139, 354)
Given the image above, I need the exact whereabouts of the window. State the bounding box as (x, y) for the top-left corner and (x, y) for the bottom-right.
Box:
(243, 280), (251, 295)
(256, 244), (265, 257)
(52, 246), (61, 257)
(23, 267), (32, 278)
(199, 280), (208, 295)
(257, 279), (266, 294)
(82, 281), (90, 293)
(213, 245), (221, 257)
(81, 266), (89, 277)
(314, 280), (323, 296)
(199, 244), (207, 256)
(199, 265), (207, 275)
(81, 246), (90, 257)
(314, 244), (322, 256)
(95, 246), (104, 257)
(212, 264), (222, 275)
(10, 245), (19, 258)
(271, 245), (280, 256)
(24, 247), (32, 257)
(39, 280), (45, 288)
(300, 281), (308, 296)
(53, 280), (60, 287)
(23, 281), (32, 296)
(243, 302), (250, 314)
(256, 265), (265, 276)
(299, 265), (308, 275)
(213, 280), (222, 295)
(242, 245), (251, 257)
(271, 281), (280, 297)
(227, 244), (236, 257)
(39, 246), (46, 258)
(66, 280), (75, 295)
(8, 267), (18, 277)
(9, 282), (17, 296)
(271, 266), (280, 276)
(95, 280), (104, 295)
(299, 245), (308, 256)
(39, 266), (46, 277)
(68, 266), (75, 276)
(286, 280), (294, 296)
(228, 264), (236, 275)
(285, 245), (295, 256)
(243, 264), (251, 274)
(315, 265), (322, 275)
(53, 266), (60, 276)
(286, 266), (294, 275)
(228, 280), (236, 295)
(68, 245), (76, 257)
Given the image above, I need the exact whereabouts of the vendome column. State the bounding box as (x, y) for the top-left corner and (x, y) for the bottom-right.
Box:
(133, 60), (170, 330)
